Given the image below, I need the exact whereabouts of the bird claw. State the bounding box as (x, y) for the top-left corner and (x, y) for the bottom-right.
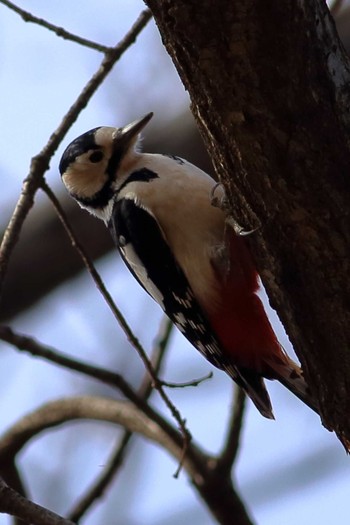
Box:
(227, 217), (259, 237)
(210, 182), (230, 211)
(210, 183), (258, 237)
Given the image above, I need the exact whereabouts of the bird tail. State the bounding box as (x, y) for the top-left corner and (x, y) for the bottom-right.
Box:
(266, 353), (319, 415)
(225, 351), (319, 419)
(225, 363), (275, 419)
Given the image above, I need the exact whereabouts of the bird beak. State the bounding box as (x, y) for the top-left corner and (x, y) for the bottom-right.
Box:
(114, 112), (153, 148)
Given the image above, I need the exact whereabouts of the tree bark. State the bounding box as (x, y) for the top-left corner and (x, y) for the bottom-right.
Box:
(145, 0), (350, 447)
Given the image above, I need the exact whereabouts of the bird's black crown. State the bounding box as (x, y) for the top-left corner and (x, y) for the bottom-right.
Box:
(59, 127), (101, 176)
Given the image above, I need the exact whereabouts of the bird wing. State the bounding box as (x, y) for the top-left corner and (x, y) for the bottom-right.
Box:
(108, 196), (274, 419)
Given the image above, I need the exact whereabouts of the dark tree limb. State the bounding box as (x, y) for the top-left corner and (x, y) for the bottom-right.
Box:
(145, 0), (350, 448)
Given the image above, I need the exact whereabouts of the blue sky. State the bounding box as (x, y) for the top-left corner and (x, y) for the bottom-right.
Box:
(0, 2), (348, 524)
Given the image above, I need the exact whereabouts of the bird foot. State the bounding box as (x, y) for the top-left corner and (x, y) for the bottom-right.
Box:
(210, 182), (258, 237)
(210, 182), (230, 212)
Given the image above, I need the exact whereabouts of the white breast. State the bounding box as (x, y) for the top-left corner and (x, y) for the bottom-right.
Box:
(118, 153), (226, 312)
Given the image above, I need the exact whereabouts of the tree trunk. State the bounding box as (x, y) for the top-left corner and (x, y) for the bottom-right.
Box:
(145, 0), (350, 447)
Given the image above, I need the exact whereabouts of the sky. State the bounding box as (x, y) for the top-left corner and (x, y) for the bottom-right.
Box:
(0, 1), (348, 525)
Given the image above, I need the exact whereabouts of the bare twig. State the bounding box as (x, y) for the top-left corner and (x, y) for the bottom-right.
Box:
(0, 476), (75, 525)
(0, 0), (113, 53)
(0, 8), (152, 291)
(215, 386), (246, 474)
(161, 372), (213, 389)
(41, 181), (191, 455)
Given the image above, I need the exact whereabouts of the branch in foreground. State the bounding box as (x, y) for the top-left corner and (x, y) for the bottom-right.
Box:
(0, 8), (152, 291)
(0, 477), (75, 525)
(0, 0), (112, 53)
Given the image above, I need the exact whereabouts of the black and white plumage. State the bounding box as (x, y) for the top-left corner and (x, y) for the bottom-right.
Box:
(59, 112), (318, 420)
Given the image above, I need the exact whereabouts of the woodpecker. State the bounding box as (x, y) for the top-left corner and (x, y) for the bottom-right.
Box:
(59, 112), (318, 419)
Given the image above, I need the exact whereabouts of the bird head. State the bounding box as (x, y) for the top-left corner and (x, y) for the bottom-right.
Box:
(59, 112), (153, 209)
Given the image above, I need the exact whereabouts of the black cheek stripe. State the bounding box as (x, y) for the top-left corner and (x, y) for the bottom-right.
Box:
(117, 168), (159, 194)
(72, 184), (115, 209)
(59, 128), (101, 176)
(74, 166), (158, 210)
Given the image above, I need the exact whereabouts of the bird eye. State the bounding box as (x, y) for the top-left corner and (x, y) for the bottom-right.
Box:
(89, 151), (104, 163)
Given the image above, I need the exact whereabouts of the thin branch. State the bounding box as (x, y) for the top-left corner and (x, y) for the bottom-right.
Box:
(0, 477), (75, 525)
(41, 181), (191, 454)
(0, 0), (113, 53)
(67, 317), (173, 522)
(215, 386), (246, 474)
(161, 372), (213, 388)
(0, 8), (152, 291)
